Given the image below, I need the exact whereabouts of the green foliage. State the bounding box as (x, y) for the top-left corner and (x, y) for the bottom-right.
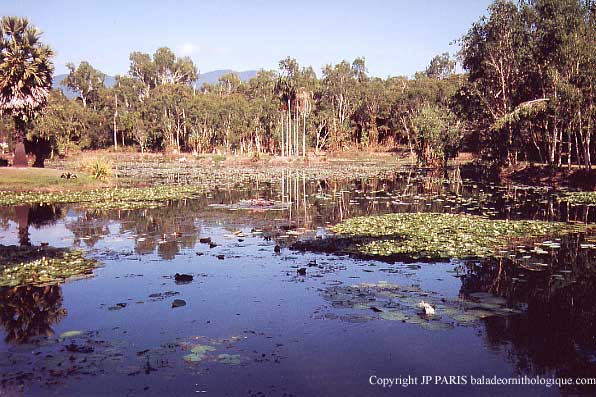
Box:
(425, 53), (455, 79)
(459, 0), (596, 171)
(412, 105), (463, 166)
(0, 17), (54, 122)
(84, 157), (112, 180)
(0, 16), (54, 165)
(63, 61), (105, 108)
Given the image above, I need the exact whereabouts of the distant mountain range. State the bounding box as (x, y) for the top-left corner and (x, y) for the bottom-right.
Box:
(53, 69), (258, 99)
(196, 70), (257, 86)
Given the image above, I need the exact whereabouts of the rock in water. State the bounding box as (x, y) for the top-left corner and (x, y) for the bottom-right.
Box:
(174, 273), (193, 282)
(172, 299), (186, 308)
(297, 268), (307, 276)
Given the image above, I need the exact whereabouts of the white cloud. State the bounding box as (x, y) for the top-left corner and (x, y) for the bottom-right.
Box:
(175, 42), (230, 58)
(177, 42), (199, 56)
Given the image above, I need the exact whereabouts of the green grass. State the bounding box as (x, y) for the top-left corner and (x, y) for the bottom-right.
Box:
(0, 168), (105, 191)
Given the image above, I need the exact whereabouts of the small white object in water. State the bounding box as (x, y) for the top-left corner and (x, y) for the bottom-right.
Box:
(418, 301), (435, 316)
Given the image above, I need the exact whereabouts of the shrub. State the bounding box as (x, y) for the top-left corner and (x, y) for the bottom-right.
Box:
(84, 157), (112, 180)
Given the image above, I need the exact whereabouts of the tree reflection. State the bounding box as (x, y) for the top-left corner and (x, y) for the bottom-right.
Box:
(0, 284), (66, 344)
(11, 205), (64, 246)
(459, 233), (596, 393)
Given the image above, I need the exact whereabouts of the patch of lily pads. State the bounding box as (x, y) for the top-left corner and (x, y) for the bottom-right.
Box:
(299, 213), (592, 260)
(208, 199), (290, 211)
(181, 335), (246, 365)
(0, 245), (100, 287)
(560, 191), (596, 205)
(319, 281), (521, 330)
(0, 185), (210, 210)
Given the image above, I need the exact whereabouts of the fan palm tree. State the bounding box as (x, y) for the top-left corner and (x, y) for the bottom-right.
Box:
(0, 17), (54, 166)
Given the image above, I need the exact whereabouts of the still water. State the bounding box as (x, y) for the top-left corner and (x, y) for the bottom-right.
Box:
(0, 170), (595, 396)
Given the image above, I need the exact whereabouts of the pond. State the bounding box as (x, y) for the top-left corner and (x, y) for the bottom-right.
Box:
(1, 168), (595, 396)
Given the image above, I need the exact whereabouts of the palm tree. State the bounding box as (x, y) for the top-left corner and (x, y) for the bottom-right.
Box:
(0, 17), (54, 167)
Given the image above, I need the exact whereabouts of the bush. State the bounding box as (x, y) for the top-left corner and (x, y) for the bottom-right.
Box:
(83, 157), (112, 180)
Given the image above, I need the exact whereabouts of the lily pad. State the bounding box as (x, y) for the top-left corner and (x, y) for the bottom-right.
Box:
(216, 354), (242, 365)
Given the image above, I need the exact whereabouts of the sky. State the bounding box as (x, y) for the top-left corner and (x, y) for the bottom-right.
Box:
(3, 0), (494, 78)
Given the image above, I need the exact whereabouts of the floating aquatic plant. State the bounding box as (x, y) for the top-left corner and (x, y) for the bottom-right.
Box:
(0, 245), (100, 287)
(560, 191), (596, 206)
(183, 344), (216, 363)
(311, 213), (593, 260)
(0, 185), (210, 210)
(320, 281), (522, 330)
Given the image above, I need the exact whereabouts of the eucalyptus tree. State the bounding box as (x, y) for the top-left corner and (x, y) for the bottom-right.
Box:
(460, 0), (532, 168)
(425, 53), (456, 80)
(245, 70), (279, 153)
(128, 47), (198, 99)
(321, 58), (365, 148)
(217, 72), (242, 96)
(528, 0), (595, 169)
(460, 0), (596, 171)
(146, 83), (194, 151)
(128, 51), (156, 100)
(111, 75), (144, 149)
(0, 16), (54, 167)
(152, 47), (197, 86)
(63, 61), (105, 108)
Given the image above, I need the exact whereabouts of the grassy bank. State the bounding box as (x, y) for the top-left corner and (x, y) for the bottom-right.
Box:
(0, 168), (106, 192)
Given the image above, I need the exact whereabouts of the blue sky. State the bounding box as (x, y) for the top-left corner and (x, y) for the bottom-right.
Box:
(4, 0), (493, 77)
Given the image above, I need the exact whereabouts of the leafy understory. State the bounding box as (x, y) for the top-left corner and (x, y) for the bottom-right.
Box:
(321, 213), (592, 260)
(0, 245), (100, 287)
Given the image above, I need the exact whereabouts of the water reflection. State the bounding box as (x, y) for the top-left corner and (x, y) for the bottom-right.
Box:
(459, 233), (596, 393)
(0, 171), (595, 394)
(0, 284), (66, 344)
(0, 205), (64, 246)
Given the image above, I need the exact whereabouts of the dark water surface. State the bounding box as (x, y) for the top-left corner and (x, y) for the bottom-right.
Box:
(1, 171), (595, 396)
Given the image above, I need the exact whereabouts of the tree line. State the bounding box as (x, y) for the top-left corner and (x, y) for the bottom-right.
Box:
(1, 0), (595, 174)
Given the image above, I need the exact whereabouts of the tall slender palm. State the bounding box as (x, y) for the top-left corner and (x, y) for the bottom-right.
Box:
(0, 17), (54, 166)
